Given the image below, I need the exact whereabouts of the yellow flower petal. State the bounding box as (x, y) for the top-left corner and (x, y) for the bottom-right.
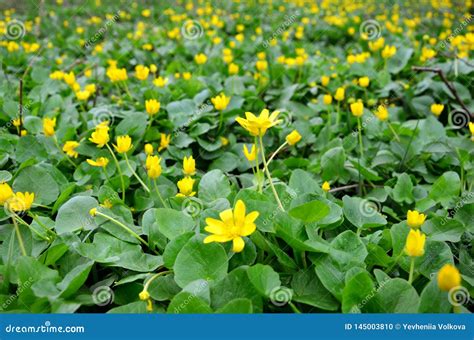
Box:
(232, 237), (245, 252)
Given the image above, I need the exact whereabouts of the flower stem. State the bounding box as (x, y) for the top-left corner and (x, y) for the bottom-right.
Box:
(289, 301), (301, 313)
(95, 211), (150, 248)
(408, 257), (415, 284)
(144, 270), (172, 292)
(53, 136), (77, 168)
(153, 179), (168, 208)
(259, 135), (284, 211)
(357, 117), (364, 157)
(106, 143), (126, 201)
(254, 136), (262, 193)
(12, 217), (26, 256)
(28, 212), (56, 237)
(124, 154), (150, 193)
(266, 141), (288, 166)
(387, 121), (400, 142)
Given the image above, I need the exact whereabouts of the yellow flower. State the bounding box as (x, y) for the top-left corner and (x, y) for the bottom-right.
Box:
(50, 70), (64, 80)
(358, 77), (370, 87)
(256, 60), (268, 71)
(153, 76), (168, 87)
(150, 64), (157, 73)
(407, 210), (426, 228)
(135, 65), (149, 80)
(323, 94), (333, 105)
(321, 75), (330, 86)
(211, 93), (231, 111)
(350, 101), (364, 117)
(404, 229), (426, 257)
(139, 290), (150, 301)
(89, 207), (97, 216)
(183, 72), (192, 80)
(228, 63), (239, 75)
(431, 103), (444, 117)
(381, 45), (397, 59)
(375, 105), (389, 121)
(368, 37), (385, 51)
(87, 157), (109, 167)
(63, 141), (80, 158)
(183, 156), (196, 175)
(144, 143), (154, 155)
(106, 67), (128, 82)
(194, 53), (208, 65)
(322, 181), (331, 192)
(243, 144), (257, 161)
(6, 192), (34, 212)
(145, 99), (161, 115)
(220, 136), (229, 146)
(158, 133), (171, 152)
(286, 130), (302, 145)
(235, 108), (282, 137)
(437, 264), (461, 292)
(203, 200), (259, 253)
(469, 122), (474, 135)
(89, 125), (110, 148)
(85, 84), (96, 94)
(176, 177), (196, 197)
(334, 87), (345, 101)
(12, 118), (22, 127)
(75, 90), (91, 101)
(113, 135), (133, 154)
(63, 71), (76, 86)
(0, 183), (14, 205)
(146, 155), (162, 179)
(141, 9), (151, 17)
(43, 117), (56, 137)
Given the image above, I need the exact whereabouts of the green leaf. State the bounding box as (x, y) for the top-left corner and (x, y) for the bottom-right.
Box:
(428, 171), (460, 207)
(167, 291), (212, 313)
(75, 233), (163, 272)
(321, 147), (349, 181)
(291, 268), (339, 311)
(154, 208), (195, 240)
(329, 230), (368, 270)
(422, 217), (465, 242)
(247, 264), (281, 297)
(173, 235), (228, 288)
(216, 298), (253, 313)
(55, 196), (98, 234)
(342, 196), (387, 229)
(342, 269), (374, 313)
(289, 200), (330, 223)
(198, 169), (231, 202)
(13, 164), (60, 205)
(418, 279), (452, 313)
(365, 278), (420, 313)
(57, 261), (94, 299)
(163, 232), (194, 269)
(392, 173), (414, 204)
(148, 275), (181, 301)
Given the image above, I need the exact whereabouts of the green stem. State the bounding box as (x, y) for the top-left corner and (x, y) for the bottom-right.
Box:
(387, 121), (400, 142)
(357, 117), (364, 157)
(106, 143), (126, 201)
(408, 257), (415, 284)
(288, 301), (301, 313)
(12, 218), (26, 256)
(95, 211), (150, 248)
(267, 141), (288, 166)
(28, 212), (56, 236)
(153, 179), (168, 208)
(254, 136), (262, 193)
(259, 135), (284, 211)
(124, 154), (150, 193)
(14, 215), (50, 241)
(143, 270), (172, 292)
